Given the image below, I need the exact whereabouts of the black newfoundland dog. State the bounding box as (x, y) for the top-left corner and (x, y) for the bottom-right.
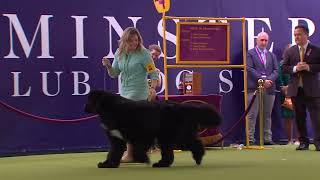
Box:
(85, 90), (222, 168)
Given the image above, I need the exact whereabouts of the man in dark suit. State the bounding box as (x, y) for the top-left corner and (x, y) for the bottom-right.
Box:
(283, 25), (320, 151)
(247, 32), (278, 145)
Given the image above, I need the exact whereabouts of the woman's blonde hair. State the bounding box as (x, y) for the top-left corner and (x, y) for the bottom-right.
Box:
(116, 27), (144, 59)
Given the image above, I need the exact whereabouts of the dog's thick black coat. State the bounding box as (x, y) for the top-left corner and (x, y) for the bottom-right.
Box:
(85, 90), (222, 168)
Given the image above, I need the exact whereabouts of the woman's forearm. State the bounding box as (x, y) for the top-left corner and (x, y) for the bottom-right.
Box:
(150, 79), (158, 89)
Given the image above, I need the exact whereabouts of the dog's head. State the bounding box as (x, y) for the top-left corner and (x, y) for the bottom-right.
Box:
(85, 90), (120, 114)
(85, 90), (105, 113)
(85, 90), (119, 113)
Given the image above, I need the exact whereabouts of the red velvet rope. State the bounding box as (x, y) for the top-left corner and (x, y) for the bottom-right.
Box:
(0, 100), (98, 123)
(204, 91), (257, 145)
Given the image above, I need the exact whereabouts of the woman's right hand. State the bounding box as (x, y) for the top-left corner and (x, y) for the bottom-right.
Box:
(102, 56), (112, 69)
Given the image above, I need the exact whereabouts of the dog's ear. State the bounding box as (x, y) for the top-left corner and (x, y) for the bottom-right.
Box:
(87, 90), (121, 113)
(85, 90), (107, 113)
(95, 91), (118, 111)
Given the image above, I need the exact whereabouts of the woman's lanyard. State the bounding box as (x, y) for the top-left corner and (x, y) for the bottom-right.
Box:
(255, 47), (267, 67)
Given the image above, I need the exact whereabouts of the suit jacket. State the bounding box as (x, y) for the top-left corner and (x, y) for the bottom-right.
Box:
(282, 43), (320, 97)
(246, 48), (279, 94)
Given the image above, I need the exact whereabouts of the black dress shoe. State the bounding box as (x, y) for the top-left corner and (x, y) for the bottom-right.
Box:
(296, 143), (309, 150)
(264, 141), (277, 145)
(315, 144), (320, 151)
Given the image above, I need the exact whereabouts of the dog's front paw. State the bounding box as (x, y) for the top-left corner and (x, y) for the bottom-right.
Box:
(134, 156), (150, 164)
(97, 160), (119, 168)
(136, 158), (150, 164)
(152, 161), (171, 168)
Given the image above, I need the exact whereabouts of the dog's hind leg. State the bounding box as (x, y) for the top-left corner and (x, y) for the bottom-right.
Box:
(190, 139), (205, 165)
(175, 126), (205, 165)
(98, 133), (126, 168)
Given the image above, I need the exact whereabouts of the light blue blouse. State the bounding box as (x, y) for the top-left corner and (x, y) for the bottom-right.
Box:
(109, 47), (159, 101)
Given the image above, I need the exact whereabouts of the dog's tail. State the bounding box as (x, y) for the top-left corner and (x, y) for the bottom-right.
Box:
(164, 101), (223, 128)
(189, 105), (223, 128)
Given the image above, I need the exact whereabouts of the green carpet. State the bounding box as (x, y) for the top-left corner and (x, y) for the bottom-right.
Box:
(0, 145), (319, 180)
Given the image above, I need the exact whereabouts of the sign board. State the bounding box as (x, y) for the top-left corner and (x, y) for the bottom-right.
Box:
(176, 22), (230, 64)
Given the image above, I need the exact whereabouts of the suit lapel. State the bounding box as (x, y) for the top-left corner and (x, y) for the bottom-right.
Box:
(260, 53), (266, 69)
(265, 51), (270, 69)
(254, 51), (265, 69)
(304, 44), (313, 62)
(265, 51), (274, 69)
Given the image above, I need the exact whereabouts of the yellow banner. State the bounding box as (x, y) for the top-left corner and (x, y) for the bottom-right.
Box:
(153, 0), (170, 13)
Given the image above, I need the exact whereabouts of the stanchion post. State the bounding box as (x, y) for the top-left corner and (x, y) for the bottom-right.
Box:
(258, 79), (264, 147)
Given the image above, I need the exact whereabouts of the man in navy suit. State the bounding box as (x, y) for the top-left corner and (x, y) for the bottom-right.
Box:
(246, 32), (279, 145)
(283, 25), (320, 151)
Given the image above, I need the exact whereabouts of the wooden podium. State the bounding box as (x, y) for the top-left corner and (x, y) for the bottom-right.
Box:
(183, 72), (202, 95)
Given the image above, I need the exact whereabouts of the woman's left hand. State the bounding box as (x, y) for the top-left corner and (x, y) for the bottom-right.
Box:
(148, 88), (157, 102)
